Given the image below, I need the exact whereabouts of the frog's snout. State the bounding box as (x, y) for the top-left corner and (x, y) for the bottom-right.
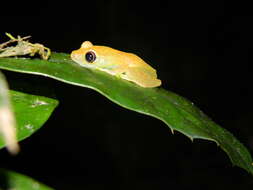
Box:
(70, 50), (79, 61)
(70, 50), (75, 59)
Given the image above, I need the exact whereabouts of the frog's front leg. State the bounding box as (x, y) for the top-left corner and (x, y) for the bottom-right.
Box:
(112, 66), (128, 79)
(97, 64), (126, 78)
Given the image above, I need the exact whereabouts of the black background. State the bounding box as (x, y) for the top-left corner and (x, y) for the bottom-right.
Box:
(1, 0), (253, 189)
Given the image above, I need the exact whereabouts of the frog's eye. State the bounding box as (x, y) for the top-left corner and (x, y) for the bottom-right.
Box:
(85, 51), (96, 63)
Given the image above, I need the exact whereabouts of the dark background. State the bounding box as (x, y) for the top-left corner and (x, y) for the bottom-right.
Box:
(1, 0), (253, 189)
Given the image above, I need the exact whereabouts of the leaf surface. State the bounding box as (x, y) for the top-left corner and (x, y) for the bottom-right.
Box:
(0, 168), (53, 190)
(0, 90), (58, 149)
(0, 53), (252, 175)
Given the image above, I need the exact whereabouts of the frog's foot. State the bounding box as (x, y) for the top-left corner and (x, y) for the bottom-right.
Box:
(115, 73), (122, 78)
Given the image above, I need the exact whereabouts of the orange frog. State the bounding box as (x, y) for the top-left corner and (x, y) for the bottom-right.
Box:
(71, 41), (161, 88)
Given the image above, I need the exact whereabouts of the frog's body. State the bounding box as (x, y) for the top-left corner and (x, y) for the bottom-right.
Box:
(71, 41), (161, 88)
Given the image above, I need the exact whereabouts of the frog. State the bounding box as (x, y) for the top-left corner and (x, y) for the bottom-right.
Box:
(70, 41), (161, 88)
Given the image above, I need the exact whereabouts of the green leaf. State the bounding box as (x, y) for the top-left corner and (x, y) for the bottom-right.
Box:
(0, 90), (58, 149)
(0, 53), (252, 175)
(0, 168), (53, 190)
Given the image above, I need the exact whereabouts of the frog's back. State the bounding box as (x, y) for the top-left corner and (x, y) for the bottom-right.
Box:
(93, 46), (157, 75)
(94, 46), (161, 87)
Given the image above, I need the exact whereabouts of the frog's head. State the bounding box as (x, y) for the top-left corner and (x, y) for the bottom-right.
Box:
(71, 41), (126, 70)
(71, 41), (99, 68)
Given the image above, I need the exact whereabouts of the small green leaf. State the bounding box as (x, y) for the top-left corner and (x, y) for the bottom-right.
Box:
(0, 90), (58, 149)
(0, 53), (252, 175)
(0, 168), (53, 190)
